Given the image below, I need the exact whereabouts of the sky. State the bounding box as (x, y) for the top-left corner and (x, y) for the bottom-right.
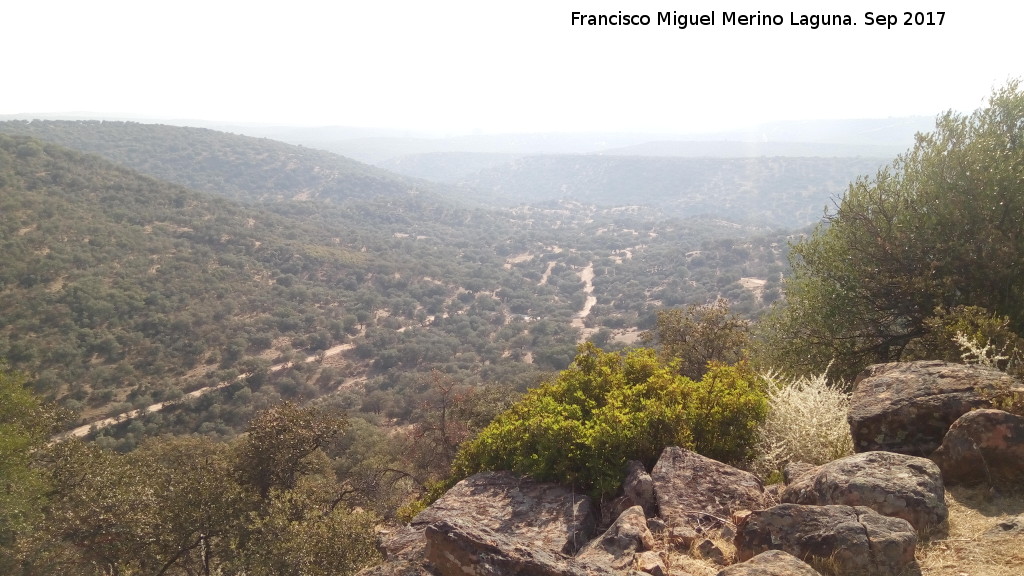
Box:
(3, 1), (1021, 135)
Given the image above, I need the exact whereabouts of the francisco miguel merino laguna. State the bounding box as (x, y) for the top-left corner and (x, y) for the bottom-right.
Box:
(571, 11), (858, 29)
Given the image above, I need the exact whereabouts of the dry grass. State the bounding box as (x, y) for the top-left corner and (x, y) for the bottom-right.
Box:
(918, 486), (1024, 576)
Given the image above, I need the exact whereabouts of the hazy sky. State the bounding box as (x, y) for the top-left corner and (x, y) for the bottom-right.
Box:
(3, 1), (1020, 134)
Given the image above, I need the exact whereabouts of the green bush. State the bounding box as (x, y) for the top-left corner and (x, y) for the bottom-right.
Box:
(452, 343), (767, 499)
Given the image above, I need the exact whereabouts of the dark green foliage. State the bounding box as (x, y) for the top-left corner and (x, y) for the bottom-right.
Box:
(452, 344), (767, 499)
(643, 297), (750, 380)
(236, 402), (347, 497)
(0, 366), (64, 569)
(756, 83), (1024, 380)
(12, 403), (378, 576)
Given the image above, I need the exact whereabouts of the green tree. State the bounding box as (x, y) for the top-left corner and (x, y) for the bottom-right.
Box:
(235, 402), (348, 498)
(756, 82), (1024, 380)
(643, 297), (750, 380)
(0, 366), (63, 569)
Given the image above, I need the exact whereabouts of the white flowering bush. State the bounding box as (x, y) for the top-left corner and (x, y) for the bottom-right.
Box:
(752, 368), (854, 478)
(954, 331), (1010, 368)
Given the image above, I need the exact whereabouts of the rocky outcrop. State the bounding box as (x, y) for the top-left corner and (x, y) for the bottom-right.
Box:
(651, 447), (765, 532)
(716, 550), (822, 576)
(424, 519), (638, 576)
(412, 470), (595, 555)
(930, 408), (1024, 488)
(576, 506), (654, 570)
(368, 471), (596, 575)
(780, 451), (947, 535)
(623, 461), (656, 516)
(734, 504), (919, 576)
(601, 461), (656, 528)
(361, 354), (1024, 576)
(848, 360), (1005, 455)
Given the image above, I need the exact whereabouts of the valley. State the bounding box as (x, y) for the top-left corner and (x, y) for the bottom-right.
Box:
(0, 119), (865, 450)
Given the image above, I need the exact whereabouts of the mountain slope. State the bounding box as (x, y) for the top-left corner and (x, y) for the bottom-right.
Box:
(453, 155), (887, 229)
(0, 120), (438, 205)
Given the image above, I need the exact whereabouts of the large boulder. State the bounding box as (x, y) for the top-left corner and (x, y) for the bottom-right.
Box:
(848, 361), (1006, 455)
(716, 550), (822, 576)
(734, 504), (919, 576)
(424, 518), (638, 576)
(366, 471), (596, 575)
(411, 470), (596, 555)
(780, 451), (947, 536)
(651, 447), (766, 532)
(930, 408), (1024, 488)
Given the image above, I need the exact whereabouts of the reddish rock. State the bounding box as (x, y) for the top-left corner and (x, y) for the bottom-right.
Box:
(716, 550), (822, 576)
(781, 461), (816, 485)
(651, 447), (766, 532)
(634, 550), (666, 576)
(366, 471), (596, 576)
(424, 518), (629, 576)
(734, 504), (919, 576)
(623, 460), (656, 516)
(930, 408), (1024, 488)
(849, 361), (1005, 455)
(412, 471), (596, 555)
(576, 506), (654, 571)
(780, 451), (947, 536)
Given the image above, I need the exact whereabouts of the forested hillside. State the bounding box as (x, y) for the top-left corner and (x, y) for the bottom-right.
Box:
(0, 125), (800, 450)
(5, 87), (1024, 576)
(451, 155), (886, 228)
(0, 120), (439, 204)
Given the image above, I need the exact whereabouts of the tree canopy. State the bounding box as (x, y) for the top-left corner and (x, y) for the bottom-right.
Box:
(756, 82), (1024, 380)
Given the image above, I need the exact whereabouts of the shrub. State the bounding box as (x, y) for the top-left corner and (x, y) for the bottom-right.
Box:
(902, 305), (1023, 375)
(452, 343), (768, 499)
(952, 329), (1024, 417)
(752, 368), (854, 478)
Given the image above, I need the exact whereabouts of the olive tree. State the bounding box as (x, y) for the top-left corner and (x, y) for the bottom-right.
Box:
(756, 82), (1024, 380)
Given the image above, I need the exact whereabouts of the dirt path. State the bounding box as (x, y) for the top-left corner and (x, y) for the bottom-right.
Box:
(538, 261), (556, 286)
(54, 339), (359, 442)
(571, 262), (598, 342)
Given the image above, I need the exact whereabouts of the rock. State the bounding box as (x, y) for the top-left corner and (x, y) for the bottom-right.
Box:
(411, 471), (596, 555)
(781, 461), (816, 485)
(734, 504), (919, 576)
(849, 360), (1006, 455)
(646, 517), (668, 537)
(576, 506), (654, 571)
(634, 551), (666, 576)
(716, 550), (823, 576)
(623, 460), (656, 516)
(367, 471), (597, 576)
(697, 538), (728, 566)
(984, 514), (1024, 537)
(651, 447), (766, 532)
(930, 408), (1024, 488)
(601, 462), (658, 529)
(425, 518), (630, 576)
(780, 451), (947, 536)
